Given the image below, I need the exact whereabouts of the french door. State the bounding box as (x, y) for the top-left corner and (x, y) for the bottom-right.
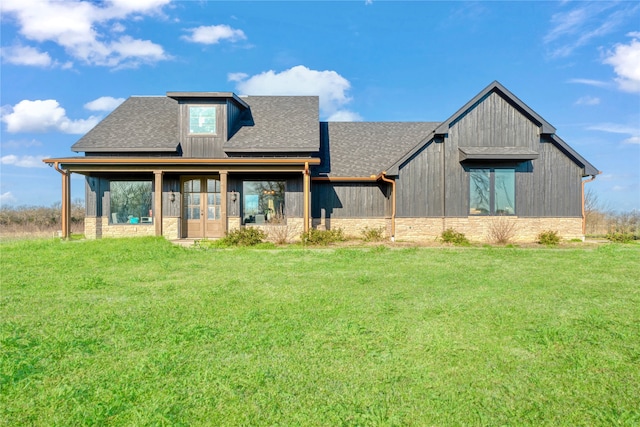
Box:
(182, 176), (223, 238)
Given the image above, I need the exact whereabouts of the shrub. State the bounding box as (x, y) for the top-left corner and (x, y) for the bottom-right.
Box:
(361, 226), (385, 242)
(220, 227), (267, 246)
(488, 216), (516, 244)
(301, 228), (346, 246)
(537, 230), (561, 246)
(265, 224), (296, 245)
(606, 232), (635, 243)
(440, 228), (469, 245)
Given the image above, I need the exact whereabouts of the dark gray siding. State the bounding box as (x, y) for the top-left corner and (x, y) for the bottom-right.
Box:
(162, 175), (181, 217)
(395, 141), (443, 217)
(312, 182), (389, 218)
(227, 100), (243, 139)
(517, 139), (583, 217)
(179, 100), (227, 158)
(396, 91), (582, 218)
(85, 176), (107, 217)
(449, 92), (540, 148)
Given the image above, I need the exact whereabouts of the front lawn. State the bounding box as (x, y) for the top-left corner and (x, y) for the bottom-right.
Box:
(1, 238), (639, 425)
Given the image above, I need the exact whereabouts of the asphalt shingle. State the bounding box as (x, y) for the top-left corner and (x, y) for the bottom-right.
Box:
(72, 97), (179, 152)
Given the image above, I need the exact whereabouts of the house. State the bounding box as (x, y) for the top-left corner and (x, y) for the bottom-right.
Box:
(44, 81), (599, 242)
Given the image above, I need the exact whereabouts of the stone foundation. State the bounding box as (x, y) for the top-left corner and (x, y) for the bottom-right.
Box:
(84, 216), (156, 239)
(395, 216), (583, 243)
(162, 217), (180, 240)
(312, 217), (390, 239)
(85, 215), (581, 243)
(244, 217), (306, 243)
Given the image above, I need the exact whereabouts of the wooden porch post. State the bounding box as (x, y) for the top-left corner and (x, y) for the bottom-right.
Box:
(220, 171), (228, 234)
(154, 170), (163, 236)
(61, 169), (71, 239)
(303, 162), (310, 233)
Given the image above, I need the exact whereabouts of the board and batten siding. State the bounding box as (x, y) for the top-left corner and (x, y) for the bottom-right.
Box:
(395, 141), (443, 217)
(516, 139), (583, 217)
(312, 182), (389, 219)
(178, 100), (227, 158)
(396, 91), (582, 218)
(85, 176), (107, 217)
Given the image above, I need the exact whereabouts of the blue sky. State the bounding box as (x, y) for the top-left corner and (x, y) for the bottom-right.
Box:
(1, 1), (639, 212)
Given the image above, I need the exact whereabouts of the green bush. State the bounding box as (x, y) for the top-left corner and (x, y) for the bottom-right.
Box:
(440, 228), (469, 245)
(537, 230), (561, 246)
(361, 226), (385, 242)
(301, 228), (346, 246)
(606, 232), (635, 243)
(218, 227), (267, 247)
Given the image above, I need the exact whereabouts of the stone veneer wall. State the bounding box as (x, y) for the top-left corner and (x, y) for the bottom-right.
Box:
(162, 217), (180, 240)
(313, 217), (391, 239)
(84, 216), (156, 239)
(395, 217), (584, 242)
(243, 217), (306, 243)
(84, 216), (157, 239)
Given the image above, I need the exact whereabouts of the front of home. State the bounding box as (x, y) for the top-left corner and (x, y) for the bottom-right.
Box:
(45, 81), (599, 242)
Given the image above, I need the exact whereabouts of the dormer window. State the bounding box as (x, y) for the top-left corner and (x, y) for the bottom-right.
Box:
(189, 106), (217, 134)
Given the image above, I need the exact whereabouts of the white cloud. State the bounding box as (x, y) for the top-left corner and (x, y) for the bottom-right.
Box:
(567, 78), (610, 88)
(588, 123), (640, 144)
(231, 65), (356, 119)
(0, 45), (52, 67)
(574, 96), (600, 106)
(604, 35), (640, 93)
(84, 96), (125, 112)
(544, 3), (639, 58)
(227, 72), (249, 82)
(0, 0), (171, 68)
(1, 138), (42, 149)
(327, 110), (363, 122)
(0, 192), (17, 206)
(182, 25), (247, 45)
(1, 154), (48, 168)
(1, 99), (100, 134)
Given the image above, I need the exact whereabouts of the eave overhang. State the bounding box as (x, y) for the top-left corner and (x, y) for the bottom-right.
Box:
(166, 91), (249, 109)
(42, 157), (320, 174)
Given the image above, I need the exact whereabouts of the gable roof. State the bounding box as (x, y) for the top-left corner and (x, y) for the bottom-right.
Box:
(224, 96), (320, 153)
(386, 81), (599, 177)
(72, 97), (179, 153)
(316, 122), (439, 177)
(434, 80), (556, 135)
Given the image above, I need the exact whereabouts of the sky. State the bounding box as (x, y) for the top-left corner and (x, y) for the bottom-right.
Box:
(1, 0), (639, 212)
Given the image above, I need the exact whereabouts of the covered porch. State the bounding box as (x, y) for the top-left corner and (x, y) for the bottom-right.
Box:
(43, 157), (319, 240)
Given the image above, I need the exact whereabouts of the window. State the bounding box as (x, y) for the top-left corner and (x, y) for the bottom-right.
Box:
(469, 168), (515, 215)
(110, 181), (153, 224)
(189, 106), (216, 134)
(242, 181), (285, 224)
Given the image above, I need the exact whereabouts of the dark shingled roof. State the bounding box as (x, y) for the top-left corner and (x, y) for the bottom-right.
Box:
(224, 96), (320, 153)
(72, 97), (179, 153)
(317, 122), (440, 177)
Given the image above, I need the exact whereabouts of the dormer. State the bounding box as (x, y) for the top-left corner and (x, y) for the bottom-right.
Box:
(167, 91), (249, 158)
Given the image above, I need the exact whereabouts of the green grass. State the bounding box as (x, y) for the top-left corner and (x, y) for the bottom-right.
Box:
(1, 238), (639, 426)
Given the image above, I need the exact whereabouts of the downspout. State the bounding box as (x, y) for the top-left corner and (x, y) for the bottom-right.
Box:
(581, 173), (598, 236)
(52, 161), (71, 239)
(303, 162), (310, 233)
(378, 172), (396, 242)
